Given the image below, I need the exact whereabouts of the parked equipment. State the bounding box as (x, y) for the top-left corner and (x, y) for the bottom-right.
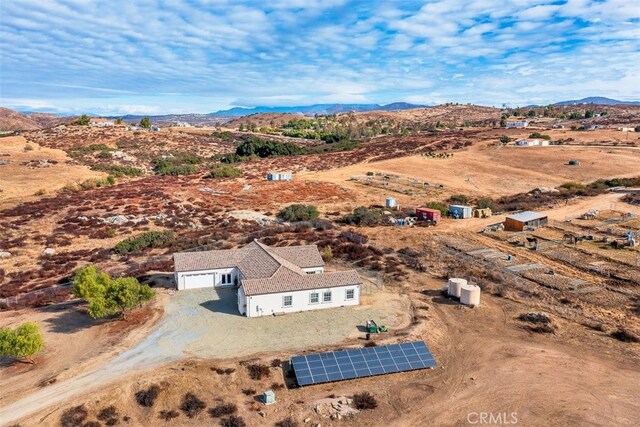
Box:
(365, 319), (379, 334)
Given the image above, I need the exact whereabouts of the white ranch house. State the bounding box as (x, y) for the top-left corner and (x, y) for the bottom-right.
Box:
(173, 240), (361, 317)
(90, 118), (115, 127)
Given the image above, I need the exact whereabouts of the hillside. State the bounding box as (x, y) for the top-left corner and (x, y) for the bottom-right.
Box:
(212, 102), (426, 117)
(554, 97), (640, 106)
(0, 107), (65, 131)
(225, 104), (503, 131)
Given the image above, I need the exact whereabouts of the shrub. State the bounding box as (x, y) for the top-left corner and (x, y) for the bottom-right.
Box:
(611, 329), (640, 343)
(135, 384), (160, 407)
(241, 388), (256, 396)
(180, 392), (206, 418)
(278, 204), (319, 222)
(247, 363), (270, 380)
(529, 132), (551, 140)
(114, 230), (175, 254)
(34, 188), (47, 196)
(319, 246), (333, 262)
(559, 182), (585, 191)
(60, 405), (88, 427)
(152, 153), (202, 176)
(343, 207), (382, 226)
(499, 135), (511, 144)
(423, 202), (448, 216)
(220, 415), (246, 427)
(352, 392), (378, 410)
(448, 194), (470, 205)
(208, 403), (237, 417)
(0, 322), (45, 363)
(270, 358), (282, 367)
(275, 417), (299, 427)
(159, 410), (180, 421)
(97, 406), (119, 425)
(518, 312), (551, 324)
(476, 197), (495, 210)
(207, 163), (242, 178)
(93, 164), (144, 177)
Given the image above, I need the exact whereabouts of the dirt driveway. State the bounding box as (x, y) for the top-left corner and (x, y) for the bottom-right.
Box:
(0, 288), (409, 425)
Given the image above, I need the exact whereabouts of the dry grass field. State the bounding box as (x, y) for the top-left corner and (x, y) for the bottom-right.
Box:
(0, 136), (105, 205)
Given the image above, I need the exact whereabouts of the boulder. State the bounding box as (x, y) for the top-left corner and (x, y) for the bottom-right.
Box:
(0, 251), (11, 258)
(42, 247), (56, 256)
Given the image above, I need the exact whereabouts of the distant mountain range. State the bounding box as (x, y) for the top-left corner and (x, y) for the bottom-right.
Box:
(553, 97), (640, 106)
(210, 102), (425, 117)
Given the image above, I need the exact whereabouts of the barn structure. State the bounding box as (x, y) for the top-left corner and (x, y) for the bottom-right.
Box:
(415, 207), (441, 223)
(504, 211), (548, 231)
(173, 240), (361, 317)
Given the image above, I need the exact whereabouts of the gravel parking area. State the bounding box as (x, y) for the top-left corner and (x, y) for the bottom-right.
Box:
(157, 287), (408, 360)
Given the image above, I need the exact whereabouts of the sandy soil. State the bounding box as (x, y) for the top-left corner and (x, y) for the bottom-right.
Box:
(0, 287), (410, 425)
(12, 277), (640, 427)
(0, 295), (164, 408)
(0, 136), (104, 206)
(300, 144), (640, 208)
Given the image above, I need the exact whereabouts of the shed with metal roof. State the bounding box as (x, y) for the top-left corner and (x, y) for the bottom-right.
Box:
(504, 211), (548, 231)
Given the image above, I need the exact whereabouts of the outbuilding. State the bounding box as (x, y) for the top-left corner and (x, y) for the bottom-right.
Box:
(415, 207), (441, 223)
(267, 171), (293, 181)
(449, 205), (473, 219)
(174, 240), (361, 317)
(504, 211), (548, 231)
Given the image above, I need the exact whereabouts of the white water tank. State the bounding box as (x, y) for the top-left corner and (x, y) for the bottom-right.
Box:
(386, 197), (397, 208)
(460, 284), (481, 306)
(448, 278), (467, 298)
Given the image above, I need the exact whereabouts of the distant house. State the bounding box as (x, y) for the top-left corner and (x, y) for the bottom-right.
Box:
(267, 171), (292, 181)
(173, 240), (361, 317)
(174, 121), (191, 127)
(515, 139), (549, 147)
(506, 120), (529, 128)
(504, 211), (548, 231)
(90, 118), (115, 127)
(151, 126), (162, 132)
(618, 127), (635, 132)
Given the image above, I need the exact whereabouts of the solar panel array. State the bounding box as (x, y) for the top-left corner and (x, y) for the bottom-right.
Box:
(291, 341), (436, 386)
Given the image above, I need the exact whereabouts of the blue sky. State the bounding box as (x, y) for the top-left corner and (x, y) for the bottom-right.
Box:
(1, 0), (639, 115)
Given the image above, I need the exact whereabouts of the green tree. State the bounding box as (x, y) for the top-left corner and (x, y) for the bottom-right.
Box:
(499, 135), (511, 144)
(115, 118), (123, 124)
(139, 117), (151, 129)
(0, 322), (45, 363)
(74, 114), (90, 126)
(72, 265), (154, 320)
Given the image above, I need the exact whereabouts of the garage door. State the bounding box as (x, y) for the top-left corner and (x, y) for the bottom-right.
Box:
(183, 273), (215, 289)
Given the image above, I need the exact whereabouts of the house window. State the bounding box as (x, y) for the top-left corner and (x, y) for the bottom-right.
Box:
(283, 295), (293, 307)
(323, 291), (332, 303)
(221, 273), (232, 285)
(345, 289), (355, 300)
(310, 292), (319, 304)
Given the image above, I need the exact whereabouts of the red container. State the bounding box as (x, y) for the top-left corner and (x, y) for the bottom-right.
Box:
(416, 208), (441, 222)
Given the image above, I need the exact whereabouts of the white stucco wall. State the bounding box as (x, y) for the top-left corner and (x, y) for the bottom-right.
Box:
(302, 266), (324, 274)
(176, 267), (239, 290)
(243, 285), (360, 318)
